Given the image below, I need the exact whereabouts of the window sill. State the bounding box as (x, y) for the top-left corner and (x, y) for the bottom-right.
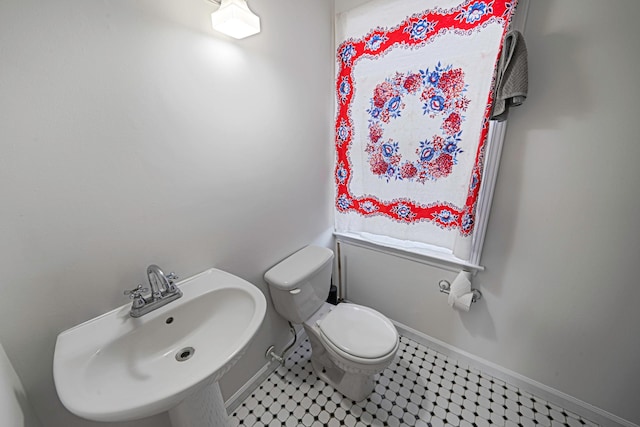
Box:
(334, 232), (484, 273)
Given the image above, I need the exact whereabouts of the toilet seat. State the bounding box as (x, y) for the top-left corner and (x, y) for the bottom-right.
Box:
(317, 303), (398, 362)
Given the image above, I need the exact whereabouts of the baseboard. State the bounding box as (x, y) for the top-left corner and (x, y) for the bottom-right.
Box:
(393, 320), (639, 427)
(225, 327), (307, 413)
(224, 359), (277, 413)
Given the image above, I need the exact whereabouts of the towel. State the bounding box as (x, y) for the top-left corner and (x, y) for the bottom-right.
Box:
(491, 30), (528, 121)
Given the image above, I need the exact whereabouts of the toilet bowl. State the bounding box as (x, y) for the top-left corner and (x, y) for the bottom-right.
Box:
(264, 245), (399, 401)
(304, 302), (399, 401)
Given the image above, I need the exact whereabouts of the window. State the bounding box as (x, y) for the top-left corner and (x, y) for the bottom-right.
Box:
(334, 0), (529, 271)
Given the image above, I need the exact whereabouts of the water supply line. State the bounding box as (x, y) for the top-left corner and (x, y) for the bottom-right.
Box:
(336, 240), (345, 302)
(265, 321), (297, 365)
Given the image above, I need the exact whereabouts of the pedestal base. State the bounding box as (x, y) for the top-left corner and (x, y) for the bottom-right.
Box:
(168, 382), (230, 427)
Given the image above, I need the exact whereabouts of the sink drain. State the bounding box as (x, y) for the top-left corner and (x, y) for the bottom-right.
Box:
(175, 347), (195, 362)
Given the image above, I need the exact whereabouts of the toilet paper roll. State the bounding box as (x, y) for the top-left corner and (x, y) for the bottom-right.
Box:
(453, 292), (474, 312)
(447, 270), (472, 307)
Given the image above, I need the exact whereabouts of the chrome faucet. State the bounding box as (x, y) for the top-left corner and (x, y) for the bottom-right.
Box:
(124, 264), (183, 317)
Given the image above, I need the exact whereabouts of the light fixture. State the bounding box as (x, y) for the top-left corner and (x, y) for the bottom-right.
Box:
(210, 0), (261, 40)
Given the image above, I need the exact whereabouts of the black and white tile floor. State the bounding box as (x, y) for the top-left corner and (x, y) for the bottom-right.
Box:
(230, 336), (598, 427)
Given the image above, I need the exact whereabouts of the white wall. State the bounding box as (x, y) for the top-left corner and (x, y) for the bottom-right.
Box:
(1, 341), (41, 427)
(0, 0), (334, 426)
(335, 0), (372, 14)
(343, 0), (640, 425)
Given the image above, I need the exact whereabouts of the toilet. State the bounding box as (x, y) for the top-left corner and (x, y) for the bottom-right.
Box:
(264, 245), (399, 402)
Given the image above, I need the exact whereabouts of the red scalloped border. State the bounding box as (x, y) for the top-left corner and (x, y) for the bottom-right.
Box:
(335, 0), (517, 235)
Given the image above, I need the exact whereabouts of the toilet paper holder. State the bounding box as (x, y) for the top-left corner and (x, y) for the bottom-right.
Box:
(438, 280), (482, 303)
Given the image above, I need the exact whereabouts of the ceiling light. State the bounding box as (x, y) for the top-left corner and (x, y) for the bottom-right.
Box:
(210, 0), (261, 40)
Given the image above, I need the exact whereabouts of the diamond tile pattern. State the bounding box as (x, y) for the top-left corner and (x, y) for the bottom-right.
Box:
(230, 336), (598, 427)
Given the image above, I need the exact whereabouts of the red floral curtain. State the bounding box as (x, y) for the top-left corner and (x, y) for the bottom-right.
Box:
(335, 0), (517, 260)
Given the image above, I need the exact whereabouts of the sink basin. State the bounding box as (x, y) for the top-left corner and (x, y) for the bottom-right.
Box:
(53, 268), (266, 423)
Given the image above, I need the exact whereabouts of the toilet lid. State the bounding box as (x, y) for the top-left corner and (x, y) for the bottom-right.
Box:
(318, 304), (398, 359)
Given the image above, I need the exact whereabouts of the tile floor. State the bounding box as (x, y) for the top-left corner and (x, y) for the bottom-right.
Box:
(230, 336), (598, 427)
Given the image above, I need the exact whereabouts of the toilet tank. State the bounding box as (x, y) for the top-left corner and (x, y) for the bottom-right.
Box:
(264, 246), (334, 324)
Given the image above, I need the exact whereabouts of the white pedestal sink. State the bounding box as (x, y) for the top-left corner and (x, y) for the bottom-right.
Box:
(53, 268), (266, 426)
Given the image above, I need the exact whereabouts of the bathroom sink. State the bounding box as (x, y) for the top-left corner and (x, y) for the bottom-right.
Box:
(53, 268), (266, 422)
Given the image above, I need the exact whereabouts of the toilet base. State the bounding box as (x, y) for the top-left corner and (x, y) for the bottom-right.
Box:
(311, 357), (375, 402)
(303, 323), (377, 402)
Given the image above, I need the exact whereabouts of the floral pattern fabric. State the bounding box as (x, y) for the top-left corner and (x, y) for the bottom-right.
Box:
(335, 0), (516, 246)
(365, 65), (468, 184)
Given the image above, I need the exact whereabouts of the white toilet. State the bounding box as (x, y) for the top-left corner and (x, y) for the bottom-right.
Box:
(264, 245), (399, 402)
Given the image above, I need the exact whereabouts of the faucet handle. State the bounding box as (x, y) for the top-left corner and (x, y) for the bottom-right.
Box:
(124, 285), (149, 310)
(165, 272), (180, 293)
(124, 284), (149, 298)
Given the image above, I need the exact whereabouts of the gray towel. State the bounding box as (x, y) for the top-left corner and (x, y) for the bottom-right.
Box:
(491, 30), (528, 121)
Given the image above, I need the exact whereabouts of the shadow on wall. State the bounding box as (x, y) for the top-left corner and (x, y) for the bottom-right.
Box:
(457, 291), (497, 341)
(1, 341), (42, 427)
(475, 0), (591, 298)
(12, 388), (42, 427)
(520, 0), (591, 130)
